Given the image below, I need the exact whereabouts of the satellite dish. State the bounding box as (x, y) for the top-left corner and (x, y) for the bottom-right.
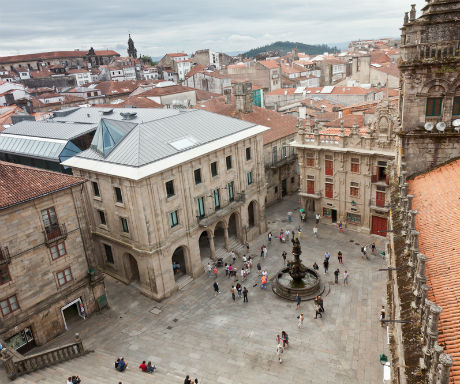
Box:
(452, 119), (460, 127)
(436, 122), (446, 132)
(424, 122), (434, 131)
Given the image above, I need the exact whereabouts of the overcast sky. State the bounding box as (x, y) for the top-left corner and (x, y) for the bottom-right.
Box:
(0, 0), (425, 57)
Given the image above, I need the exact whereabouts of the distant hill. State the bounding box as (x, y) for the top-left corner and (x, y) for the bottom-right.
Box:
(242, 41), (339, 58)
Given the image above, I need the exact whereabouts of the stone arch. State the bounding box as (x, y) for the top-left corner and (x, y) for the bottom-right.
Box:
(247, 200), (259, 228)
(198, 229), (214, 262)
(171, 245), (190, 281)
(213, 220), (227, 250)
(420, 79), (449, 96)
(123, 253), (140, 282)
(227, 211), (241, 239)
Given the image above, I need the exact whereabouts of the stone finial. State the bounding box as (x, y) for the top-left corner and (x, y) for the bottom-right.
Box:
(410, 4), (416, 21)
(74, 333), (81, 343)
(404, 12), (409, 25)
(407, 194), (414, 210)
(339, 119), (345, 136)
(428, 343), (444, 383)
(428, 304), (442, 334)
(437, 354), (453, 384)
(422, 299), (434, 339)
(421, 284), (430, 311)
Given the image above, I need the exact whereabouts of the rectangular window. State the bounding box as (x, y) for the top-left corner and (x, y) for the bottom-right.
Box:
(1, 295), (19, 316)
(165, 180), (175, 198)
(226, 155), (232, 170)
(92, 181), (100, 197)
(211, 161), (218, 177)
(307, 178), (315, 194)
(114, 187), (123, 204)
(57, 267), (73, 287)
(194, 168), (202, 184)
(50, 242), (66, 260)
(213, 189), (221, 210)
(306, 153), (315, 167)
(323, 208), (331, 217)
(347, 213), (361, 224)
(453, 97), (460, 116)
(351, 157), (360, 173)
(41, 207), (58, 231)
(169, 211), (179, 228)
(0, 265), (11, 285)
(246, 147), (251, 161)
(272, 146), (278, 164)
(120, 218), (129, 233)
(376, 191), (386, 207)
(247, 171), (253, 185)
(325, 180), (333, 198)
(98, 210), (106, 225)
(426, 97), (442, 116)
(228, 181), (234, 202)
(104, 244), (114, 264)
(197, 197), (205, 218)
(325, 155), (333, 176)
(350, 182), (359, 197)
(282, 145), (287, 159)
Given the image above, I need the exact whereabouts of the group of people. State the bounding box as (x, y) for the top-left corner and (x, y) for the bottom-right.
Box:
(184, 375), (199, 383)
(229, 284), (249, 302)
(275, 331), (289, 363)
(360, 242), (377, 259)
(114, 357), (128, 372)
(139, 360), (156, 373)
(114, 358), (156, 374)
(66, 376), (81, 384)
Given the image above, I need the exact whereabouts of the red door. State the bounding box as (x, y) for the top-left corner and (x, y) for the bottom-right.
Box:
(372, 216), (387, 236)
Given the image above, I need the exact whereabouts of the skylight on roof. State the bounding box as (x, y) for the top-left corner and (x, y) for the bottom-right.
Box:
(169, 136), (199, 151)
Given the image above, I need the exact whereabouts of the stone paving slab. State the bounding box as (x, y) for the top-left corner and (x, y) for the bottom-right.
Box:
(15, 194), (390, 383)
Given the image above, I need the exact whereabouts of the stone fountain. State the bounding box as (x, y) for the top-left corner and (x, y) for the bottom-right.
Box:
(272, 237), (324, 300)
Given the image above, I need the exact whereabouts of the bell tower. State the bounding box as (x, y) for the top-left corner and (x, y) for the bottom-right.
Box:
(397, 0), (460, 176)
(127, 34), (137, 58)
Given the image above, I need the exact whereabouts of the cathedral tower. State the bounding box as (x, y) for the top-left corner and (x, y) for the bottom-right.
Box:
(127, 34), (137, 58)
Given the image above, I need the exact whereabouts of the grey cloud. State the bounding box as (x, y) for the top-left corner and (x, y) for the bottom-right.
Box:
(0, 0), (425, 57)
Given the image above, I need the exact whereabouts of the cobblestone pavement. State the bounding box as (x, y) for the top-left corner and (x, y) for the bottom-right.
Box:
(25, 194), (390, 384)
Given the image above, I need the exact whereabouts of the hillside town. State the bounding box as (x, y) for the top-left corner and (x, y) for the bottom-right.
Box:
(0, 1), (459, 384)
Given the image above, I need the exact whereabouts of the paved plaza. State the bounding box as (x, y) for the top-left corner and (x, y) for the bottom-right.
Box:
(20, 195), (389, 384)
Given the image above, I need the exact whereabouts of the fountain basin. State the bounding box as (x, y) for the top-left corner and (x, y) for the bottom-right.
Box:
(272, 267), (324, 301)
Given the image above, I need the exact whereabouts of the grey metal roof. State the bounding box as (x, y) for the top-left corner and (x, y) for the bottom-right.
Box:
(0, 135), (66, 161)
(2, 121), (97, 140)
(76, 109), (257, 167)
(51, 107), (179, 125)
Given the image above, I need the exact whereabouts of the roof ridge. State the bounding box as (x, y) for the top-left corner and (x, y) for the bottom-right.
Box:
(0, 160), (84, 180)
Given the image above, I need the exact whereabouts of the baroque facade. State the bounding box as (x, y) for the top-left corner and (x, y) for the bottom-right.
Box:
(294, 95), (397, 235)
(397, 0), (460, 176)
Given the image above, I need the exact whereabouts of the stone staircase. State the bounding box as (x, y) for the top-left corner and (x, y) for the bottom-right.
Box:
(9, 350), (185, 384)
(176, 274), (193, 290)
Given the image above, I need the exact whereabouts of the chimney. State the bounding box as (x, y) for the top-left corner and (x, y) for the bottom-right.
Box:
(233, 81), (253, 113)
(224, 88), (232, 104)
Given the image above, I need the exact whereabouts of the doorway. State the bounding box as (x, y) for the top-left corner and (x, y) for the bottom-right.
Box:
(372, 216), (388, 236)
(281, 179), (287, 197)
(125, 253), (140, 282)
(61, 298), (85, 330)
(172, 246), (187, 281)
(331, 209), (337, 223)
(6, 327), (35, 354)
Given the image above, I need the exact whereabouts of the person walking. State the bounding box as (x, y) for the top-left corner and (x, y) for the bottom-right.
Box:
(297, 313), (304, 328)
(296, 293), (301, 310)
(231, 250), (237, 264)
(263, 245), (268, 259)
(380, 305), (386, 326)
(313, 225), (318, 238)
(288, 211), (293, 223)
(243, 287), (248, 302)
(337, 251), (343, 264)
(228, 264), (233, 278)
(207, 263), (212, 277)
(334, 268), (340, 284)
(297, 226), (302, 239)
(268, 232), (272, 244)
(213, 266), (218, 278)
(313, 262), (319, 271)
(225, 263), (229, 276)
(282, 251), (287, 265)
(236, 283), (242, 298)
(281, 331), (289, 349)
(338, 221), (343, 232)
(261, 275), (267, 289)
(371, 242), (376, 256)
(314, 303), (322, 319)
(244, 241), (250, 250)
(284, 229), (290, 242)
(323, 258), (329, 274)
(276, 343), (284, 363)
(230, 285), (236, 301)
(317, 295), (324, 313)
(344, 270), (349, 286)
(260, 245), (264, 258)
(257, 262), (262, 276)
(213, 281), (220, 296)
(315, 213), (321, 224)
(324, 251), (330, 261)
(276, 334), (281, 345)
(361, 245), (368, 260)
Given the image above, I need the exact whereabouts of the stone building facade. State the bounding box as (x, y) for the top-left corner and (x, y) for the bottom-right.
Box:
(397, 0), (460, 176)
(0, 162), (106, 354)
(293, 97), (397, 235)
(64, 109), (267, 301)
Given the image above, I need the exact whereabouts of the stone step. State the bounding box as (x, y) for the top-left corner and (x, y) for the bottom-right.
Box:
(176, 274), (193, 290)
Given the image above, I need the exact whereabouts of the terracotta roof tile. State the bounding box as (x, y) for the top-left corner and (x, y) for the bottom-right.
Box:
(137, 85), (195, 97)
(0, 161), (86, 210)
(185, 65), (206, 79)
(409, 159), (460, 383)
(0, 50), (119, 64)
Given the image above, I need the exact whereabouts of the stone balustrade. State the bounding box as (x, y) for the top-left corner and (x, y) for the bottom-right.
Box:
(0, 333), (87, 380)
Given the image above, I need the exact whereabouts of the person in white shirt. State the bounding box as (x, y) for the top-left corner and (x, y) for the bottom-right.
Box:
(315, 213), (321, 224)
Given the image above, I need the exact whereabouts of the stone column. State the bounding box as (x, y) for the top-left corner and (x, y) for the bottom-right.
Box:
(428, 343), (443, 383)
(209, 234), (216, 260)
(423, 304), (442, 368)
(224, 227), (230, 251)
(413, 253), (427, 291)
(437, 354), (453, 384)
(407, 194), (414, 210)
(401, 197), (409, 223)
(74, 333), (84, 354)
(422, 299), (433, 341)
(420, 284), (430, 315)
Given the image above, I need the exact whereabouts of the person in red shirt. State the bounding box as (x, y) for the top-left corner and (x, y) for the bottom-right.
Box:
(139, 361), (147, 372)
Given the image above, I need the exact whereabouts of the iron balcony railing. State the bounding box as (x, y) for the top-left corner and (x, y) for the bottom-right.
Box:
(43, 223), (67, 245)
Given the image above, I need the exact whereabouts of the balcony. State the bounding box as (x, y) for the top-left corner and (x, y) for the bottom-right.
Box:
(43, 223), (67, 246)
(0, 246), (10, 264)
(197, 196), (245, 227)
(325, 168), (333, 176)
(370, 199), (390, 212)
(371, 175), (389, 185)
(266, 154), (297, 169)
(299, 190), (321, 199)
